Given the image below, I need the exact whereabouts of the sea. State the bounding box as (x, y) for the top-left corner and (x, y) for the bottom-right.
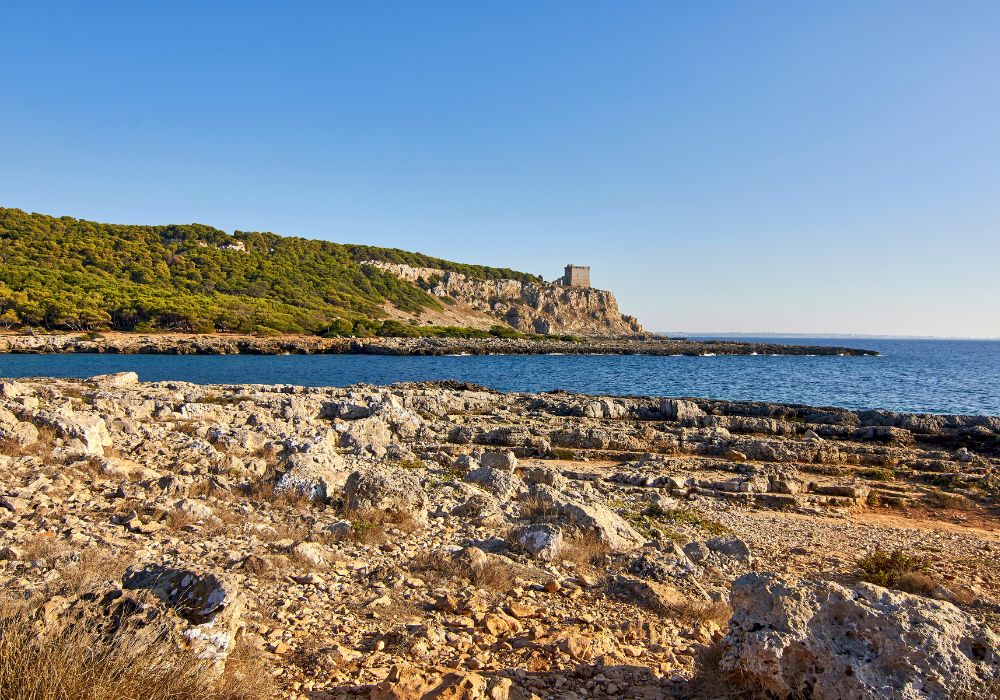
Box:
(1, 337), (998, 416)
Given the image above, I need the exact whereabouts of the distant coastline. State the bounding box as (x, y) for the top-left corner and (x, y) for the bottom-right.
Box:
(0, 332), (878, 357)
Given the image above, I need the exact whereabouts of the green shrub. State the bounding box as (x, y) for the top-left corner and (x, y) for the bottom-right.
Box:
(922, 490), (966, 509)
(859, 468), (895, 481)
(644, 505), (731, 536)
(858, 546), (931, 588)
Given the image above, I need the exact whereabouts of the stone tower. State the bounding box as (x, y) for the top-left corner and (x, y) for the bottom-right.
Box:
(562, 265), (591, 288)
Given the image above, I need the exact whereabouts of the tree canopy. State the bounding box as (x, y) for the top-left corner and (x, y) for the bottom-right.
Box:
(0, 208), (541, 336)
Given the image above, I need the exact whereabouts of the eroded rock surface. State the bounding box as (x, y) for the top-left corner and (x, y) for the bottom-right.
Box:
(0, 375), (997, 699)
(721, 573), (1000, 699)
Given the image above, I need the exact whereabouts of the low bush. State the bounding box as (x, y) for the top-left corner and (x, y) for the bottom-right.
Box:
(858, 546), (931, 588)
(922, 490), (966, 509)
(643, 504), (731, 537)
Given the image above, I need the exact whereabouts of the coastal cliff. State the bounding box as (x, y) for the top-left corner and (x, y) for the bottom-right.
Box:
(369, 262), (644, 336)
(0, 207), (644, 339)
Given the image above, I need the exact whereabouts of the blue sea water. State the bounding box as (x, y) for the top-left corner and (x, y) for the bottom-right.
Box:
(1, 338), (998, 416)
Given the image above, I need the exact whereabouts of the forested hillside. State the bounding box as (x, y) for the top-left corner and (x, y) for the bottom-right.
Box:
(0, 208), (540, 336)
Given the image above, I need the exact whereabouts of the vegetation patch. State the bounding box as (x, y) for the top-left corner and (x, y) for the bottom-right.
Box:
(858, 468), (896, 482)
(0, 207), (540, 335)
(0, 598), (271, 700)
(555, 532), (611, 576)
(857, 547), (932, 589)
(642, 503), (732, 537)
(688, 641), (770, 700)
(922, 490), (967, 509)
(408, 550), (516, 593)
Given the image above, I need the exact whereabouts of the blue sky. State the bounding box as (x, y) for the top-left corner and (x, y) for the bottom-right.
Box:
(3, 2), (999, 336)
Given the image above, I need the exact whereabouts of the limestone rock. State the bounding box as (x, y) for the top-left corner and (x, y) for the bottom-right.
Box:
(465, 465), (523, 499)
(521, 465), (567, 490)
(524, 484), (645, 551)
(706, 536), (752, 563)
(626, 548), (695, 581)
(517, 524), (563, 561)
(88, 371), (140, 388)
(344, 465), (428, 523)
(662, 399), (705, 425)
(0, 407), (17, 428)
(36, 411), (112, 456)
(583, 399), (628, 419)
(0, 421), (39, 448)
(721, 573), (1000, 699)
(173, 498), (214, 520)
(275, 450), (350, 501)
(607, 574), (685, 613)
(479, 450), (518, 472)
(371, 664), (522, 700)
(0, 380), (28, 399)
(339, 415), (394, 457)
(682, 541), (710, 563)
(292, 541), (328, 567)
(451, 491), (505, 526)
(369, 261), (644, 337)
(122, 564), (245, 669)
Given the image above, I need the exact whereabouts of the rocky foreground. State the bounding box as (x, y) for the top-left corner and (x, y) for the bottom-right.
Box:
(1, 375), (997, 699)
(0, 332), (877, 357)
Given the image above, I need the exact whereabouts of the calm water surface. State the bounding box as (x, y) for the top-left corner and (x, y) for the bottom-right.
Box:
(1, 338), (998, 416)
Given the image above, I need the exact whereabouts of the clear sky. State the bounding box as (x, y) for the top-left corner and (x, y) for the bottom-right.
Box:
(3, 2), (999, 337)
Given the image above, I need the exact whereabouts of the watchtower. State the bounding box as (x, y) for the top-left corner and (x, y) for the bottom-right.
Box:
(562, 265), (590, 288)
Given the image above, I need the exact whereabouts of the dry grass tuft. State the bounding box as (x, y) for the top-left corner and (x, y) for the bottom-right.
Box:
(894, 571), (939, 597)
(21, 533), (68, 565)
(0, 598), (272, 700)
(408, 550), (516, 593)
(166, 509), (200, 531)
(1, 425), (59, 458)
(334, 508), (421, 546)
(56, 547), (133, 597)
(922, 490), (967, 510)
(669, 599), (732, 628)
(467, 557), (517, 592)
(687, 641), (771, 699)
(556, 532), (610, 576)
(241, 480), (314, 511)
(203, 505), (250, 538)
(518, 495), (559, 520)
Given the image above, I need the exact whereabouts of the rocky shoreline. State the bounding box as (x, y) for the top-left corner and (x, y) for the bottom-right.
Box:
(0, 332), (878, 357)
(1, 374), (996, 698)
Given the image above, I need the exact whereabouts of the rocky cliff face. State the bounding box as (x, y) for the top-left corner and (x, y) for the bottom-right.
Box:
(368, 262), (645, 337)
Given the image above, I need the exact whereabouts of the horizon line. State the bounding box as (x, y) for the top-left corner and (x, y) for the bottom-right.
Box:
(656, 331), (1000, 341)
